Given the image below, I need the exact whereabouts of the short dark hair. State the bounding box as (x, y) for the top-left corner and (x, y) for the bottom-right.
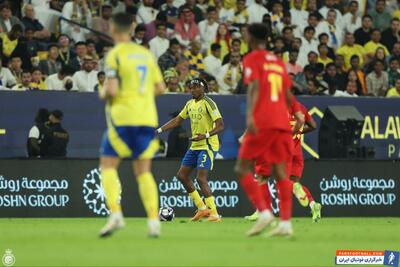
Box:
(135, 23), (146, 34)
(169, 38), (179, 47)
(308, 51), (318, 57)
(309, 11), (321, 20)
(326, 62), (336, 69)
(232, 38), (241, 45)
(248, 23), (269, 42)
(371, 28), (381, 35)
(349, 0), (359, 5)
(304, 26), (315, 34)
(98, 71), (105, 78)
(156, 21), (167, 29)
(47, 43), (58, 51)
(51, 110), (64, 120)
(11, 24), (23, 33)
(389, 57), (399, 63)
(318, 43), (328, 50)
(210, 43), (221, 51)
(282, 26), (293, 33)
(318, 32), (329, 39)
(112, 12), (134, 33)
(75, 41), (87, 48)
(59, 65), (75, 76)
(289, 49), (299, 54)
(392, 18), (400, 23)
(207, 6), (217, 13)
(362, 14), (372, 20)
(102, 4), (112, 11)
(350, 54), (360, 61)
(375, 59), (385, 66)
(0, 3), (10, 11)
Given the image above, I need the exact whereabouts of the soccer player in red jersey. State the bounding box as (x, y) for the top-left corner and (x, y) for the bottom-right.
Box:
(290, 102), (322, 222)
(235, 23), (302, 237)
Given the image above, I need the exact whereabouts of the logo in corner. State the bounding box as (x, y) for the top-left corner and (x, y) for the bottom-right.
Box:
(384, 250), (400, 267)
(83, 168), (110, 216)
(2, 249), (15, 267)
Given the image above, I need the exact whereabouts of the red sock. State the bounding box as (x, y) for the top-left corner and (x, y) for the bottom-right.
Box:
(276, 178), (293, 220)
(240, 172), (268, 212)
(259, 183), (272, 212)
(302, 185), (314, 203)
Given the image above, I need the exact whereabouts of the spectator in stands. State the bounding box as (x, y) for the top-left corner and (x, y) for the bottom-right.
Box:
(247, 0), (269, 24)
(233, 0), (248, 25)
(343, 79), (359, 97)
(204, 43), (222, 77)
(91, 4), (113, 42)
(323, 63), (339, 90)
(39, 44), (62, 76)
(342, 1), (362, 34)
(364, 29), (389, 60)
(198, 6), (219, 53)
(334, 55), (348, 89)
(30, 68), (46, 90)
(294, 64), (316, 94)
(86, 39), (99, 61)
(212, 23), (230, 60)
(72, 56), (98, 92)
(144, 12), (167, 43)
(0, 3), (24, 33)
(70, 41), (87, 71)
(319, 9), (343, 49)
(179, 1), (204, 24)
(158, 38), (180, 72)
(21, 4), (50, 41)
(9, 55), (23, 84)
(24, 27), (40, 60)
(27, 108), (49, 158)
(184, 40), (204, 76)
(45, 65), (75, 91)
(94, 71), (105, 92)
(106, 0), (125, 14)
(98, 42), (113, 71)
(298, 26), (318, 67)
(61, 0), (92, 42)
(214, 0), (234, 24)
(286, 49), (303, 75)
(164, 57), (192, 92)
(318, 33), (335, 59)
(149, 22), (169, 60)
(160, 0), (178, 32)
(381, 18), (400, 53)
(40, 110), (69, 158)
(165, 75), (179, 93)
(0, 24), (23, 61)
(317, 43), (333, 67)
(0, 58), (16, 89)
(217, 51), (242, 95)
(206, 75), (219, 94)
(350, 55), (367, 95)
(366, 59), (389, 96)
(387, 57), (400, 88)
(57, 35), (76, 67)
(319, 0), (342, 22)
(345, 69), (363, 97)
(137, 0), (158, 24)
(222, 39), (242, 65)
(132, 24), (146, 45)
(365, 47), (389, 74)
(307, 79), (325, 95)
(174, 6), (200, 48)
(368, 0), (391, 31)
(290, 0), (308, 32)
(88, 0), (102, 18)
(337, 32), (365, 70)
(12, 69), (33, 91)
(354, 15), (373, 46)
(386, 78), (400, 97)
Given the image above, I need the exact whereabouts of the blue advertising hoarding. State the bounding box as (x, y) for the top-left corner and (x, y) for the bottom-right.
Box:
(0, 91), (399, 159)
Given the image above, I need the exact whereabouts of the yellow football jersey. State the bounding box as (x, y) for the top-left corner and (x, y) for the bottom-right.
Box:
(179, 96), (222, 151)
(104, 42), (163, 127)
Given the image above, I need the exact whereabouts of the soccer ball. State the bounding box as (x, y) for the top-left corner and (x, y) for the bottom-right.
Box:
(159, 207), (175, 221)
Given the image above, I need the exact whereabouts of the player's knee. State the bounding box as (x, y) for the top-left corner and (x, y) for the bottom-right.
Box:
(176, 171), (187, 182)
(234, 163), (247, 178)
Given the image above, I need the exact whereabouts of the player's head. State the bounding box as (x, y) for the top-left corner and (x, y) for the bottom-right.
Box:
(247, 23), (269, 50)
(110, 12), (134, 42)
(188, 78), (208, 99)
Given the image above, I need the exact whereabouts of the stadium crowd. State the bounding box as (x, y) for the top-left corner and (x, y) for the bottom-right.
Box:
(1, 0), (400, 97)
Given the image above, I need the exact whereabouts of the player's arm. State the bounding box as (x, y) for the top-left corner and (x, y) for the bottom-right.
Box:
(100, 50), (119, 99)
(302, 116), (317, 134)
(292, 111), (305, 135)
(157, 115), (184, 133)
(191, 118), (224, 141)
(154, 81), (166, 96)
(246, 80), (259, 133)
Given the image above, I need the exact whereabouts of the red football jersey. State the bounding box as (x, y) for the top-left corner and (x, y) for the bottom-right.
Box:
(243, 49), (292, 132)
(291, 102), (312, 147)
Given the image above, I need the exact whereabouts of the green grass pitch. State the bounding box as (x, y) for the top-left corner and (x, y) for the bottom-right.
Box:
(1, 218), (399, 267)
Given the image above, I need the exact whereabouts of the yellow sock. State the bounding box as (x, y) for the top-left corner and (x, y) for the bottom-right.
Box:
(205, 196), (218, 216)
(137, 172), (159, 219)
(189, 190), (207, 210)
(101, 168), (122, 213)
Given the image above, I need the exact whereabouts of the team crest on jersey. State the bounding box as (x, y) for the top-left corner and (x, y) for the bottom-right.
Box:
(198, 107), (203, 113)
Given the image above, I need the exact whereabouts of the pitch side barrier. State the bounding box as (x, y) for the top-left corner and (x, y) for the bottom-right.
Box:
(0, 159), (398, 217)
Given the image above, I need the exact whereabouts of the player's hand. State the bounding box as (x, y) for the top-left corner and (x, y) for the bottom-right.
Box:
(190, 134), (206, 141)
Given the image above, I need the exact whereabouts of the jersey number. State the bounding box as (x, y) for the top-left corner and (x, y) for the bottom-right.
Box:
(268, 73), (283, 102)
(137, 65), (147, 93)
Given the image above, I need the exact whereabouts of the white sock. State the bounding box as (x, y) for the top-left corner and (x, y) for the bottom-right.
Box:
(259, 210), (273, 220)
(110, 211), (123, 220)
(310, 201), (315, 209)
(279, 220), (292, 229)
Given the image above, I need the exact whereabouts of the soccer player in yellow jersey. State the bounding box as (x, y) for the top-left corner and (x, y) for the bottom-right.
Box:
(157, 78), (224, 222)
(98, 13), (165, 238)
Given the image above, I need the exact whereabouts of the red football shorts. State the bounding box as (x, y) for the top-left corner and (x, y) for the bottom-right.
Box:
(239, 130), (293, 175)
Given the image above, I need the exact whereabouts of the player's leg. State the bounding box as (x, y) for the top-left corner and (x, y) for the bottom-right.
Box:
(178, 150), (209, 221)
(133, 158), (160, 237)
(235, 158), (274, 236)
(196, 150), (220, 222)
(99, 133), (126, 237)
